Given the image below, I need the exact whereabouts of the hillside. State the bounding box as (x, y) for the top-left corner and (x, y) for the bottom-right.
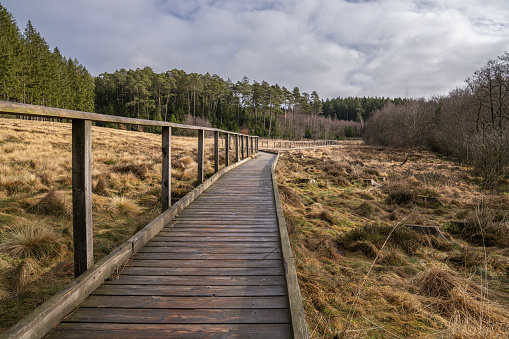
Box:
(276, 143), (509, 338)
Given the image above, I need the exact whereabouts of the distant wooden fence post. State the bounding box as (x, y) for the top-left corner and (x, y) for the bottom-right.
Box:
(247, 137), (250, 157)
(235, 135), (239, 162)
(225, 133), (230, 167)
(245, 137), (248, 157)
(161, 126), (171, 212)
(214, 130), (219, 173)
(72, 119), (93, 278)
(197, 129), (204, 185)
(240, 135), (244, 159)
(251, 137), (254, 154)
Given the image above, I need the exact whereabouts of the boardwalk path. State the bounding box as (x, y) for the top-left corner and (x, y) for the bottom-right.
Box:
(45, 152), (292, 338)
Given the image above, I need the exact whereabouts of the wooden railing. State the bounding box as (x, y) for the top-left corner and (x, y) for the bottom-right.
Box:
(260, 138), (340, 149)
(0, 101), (259, 278)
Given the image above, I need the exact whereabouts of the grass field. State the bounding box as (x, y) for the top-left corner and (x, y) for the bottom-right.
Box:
(276, 142), (509, 338)
(1, 118), (508, 337)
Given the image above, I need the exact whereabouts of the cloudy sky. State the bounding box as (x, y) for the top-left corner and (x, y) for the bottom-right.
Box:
(2, 0), (509, 99)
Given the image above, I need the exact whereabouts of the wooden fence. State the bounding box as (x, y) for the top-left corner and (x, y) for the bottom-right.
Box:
(0, 101), (259, 278)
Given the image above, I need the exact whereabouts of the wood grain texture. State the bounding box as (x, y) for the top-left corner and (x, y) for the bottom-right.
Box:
(72, 119), (93, 278)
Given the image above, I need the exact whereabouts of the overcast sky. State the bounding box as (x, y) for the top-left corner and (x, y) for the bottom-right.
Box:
(2, 0), (509, 99)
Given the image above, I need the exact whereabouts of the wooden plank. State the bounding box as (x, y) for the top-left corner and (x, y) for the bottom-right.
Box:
(155, 232), (278, 237)
(72, 119), (93, 278)
(138, 247), (280, 254)
(128, 259), (282, 268)
(161, 126), (171, 212)
(92, 285), (287, 297)
(80, 295), (288, 309)
(106, 275), (285, 286)
(143, 241), (280, 248)
(147, 237), (281, 244)
(44, 323), (292, 339)
(120, 266), (283, 276)
(160, 227), (278, 233)
(133, 252), (281, 260)
(64, 308), (290, 324)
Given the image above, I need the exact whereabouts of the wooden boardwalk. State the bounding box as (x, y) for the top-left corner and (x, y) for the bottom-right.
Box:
(45, 152), (293, 338)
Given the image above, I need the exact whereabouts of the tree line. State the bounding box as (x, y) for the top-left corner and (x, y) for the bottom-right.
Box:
(0, 4), (94, 112)
(322, 96), (406, 123)
(365, 51), (509, 188)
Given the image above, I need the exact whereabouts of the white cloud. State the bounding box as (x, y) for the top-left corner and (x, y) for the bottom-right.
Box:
(2, 0), (509, 98)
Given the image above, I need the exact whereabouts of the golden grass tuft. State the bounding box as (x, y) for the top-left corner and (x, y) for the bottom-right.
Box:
(181, 163), (198, 180)
(26, 190), (71, 217)
(0, 222), (63, 261)
(178, 155), (196, 169)
(93, 174), (111, 197)
(412, 266), (509, 328)
(7, 258), (41, 294)
(112, 163), (148, 180)
(108, 196), (142, 215)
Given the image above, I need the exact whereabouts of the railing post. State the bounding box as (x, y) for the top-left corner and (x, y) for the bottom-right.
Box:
(245, 137), (249, 157)
(72, 119), (93, 278)
(161, 126), (171, 212)
(240, 135), (244, 159)
(225, 133), (230, 166)
(251, 137), (254, 154)
(197, 129), (204, 185)
(214, 130), (219, 173)
(235, 134), (239, 162)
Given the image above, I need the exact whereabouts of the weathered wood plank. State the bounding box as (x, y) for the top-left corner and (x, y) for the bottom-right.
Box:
(143, 241), (281, 248)
(80, 295), (288, 309)
(133, 252), (281, 260)
(120, 266), (283, 276)
(92, 285), (287, 297)
(63, 308), (290, 324)
(148, 237), (281, 244)
(156, 232), (278, 237)
(160, 227), (278, 233)
(128, 259), (282, 268)
(106, 275), (285, 286)
(138, 247), (280, 254)
(44, 323), (292, 339)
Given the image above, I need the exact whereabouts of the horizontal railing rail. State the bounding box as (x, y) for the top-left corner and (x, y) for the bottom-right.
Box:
(0, 100), (259, 277)
(259, 138), (340, 149)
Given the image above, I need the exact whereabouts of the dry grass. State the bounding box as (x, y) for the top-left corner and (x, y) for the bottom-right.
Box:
(26, 190), (71, 217)
(276, 141), (509, 338)
(0, 222), (63, 261)
(0, 117), (222, 332)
